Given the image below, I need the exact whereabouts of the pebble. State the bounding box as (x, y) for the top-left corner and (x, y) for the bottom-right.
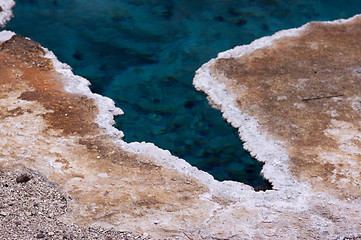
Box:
(0, 211), (8, 216)
(16, 174), (31, 183)
(63, 231), (74, 239)
(36, 233), (46, 238)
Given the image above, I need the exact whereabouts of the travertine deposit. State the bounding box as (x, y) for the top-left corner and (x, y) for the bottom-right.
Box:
(1, 5), (361, 240)
(194, 15), (361, 239)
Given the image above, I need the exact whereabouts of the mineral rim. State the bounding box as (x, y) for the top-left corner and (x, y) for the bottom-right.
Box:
(1, 9), (361, 240)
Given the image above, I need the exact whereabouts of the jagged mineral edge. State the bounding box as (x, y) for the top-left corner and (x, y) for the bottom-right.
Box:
(42, 43), (261, 202)
(0, 27), (304, 205)
(193, 14), (361, 190)
(2, 14), (358, 209)
(42, 28), (310, 203)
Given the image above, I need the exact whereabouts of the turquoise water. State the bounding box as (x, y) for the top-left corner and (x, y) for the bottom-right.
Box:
(4, 0), (361, 188)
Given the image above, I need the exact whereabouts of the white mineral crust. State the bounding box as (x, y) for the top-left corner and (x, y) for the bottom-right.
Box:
(0, 0), (15, 27)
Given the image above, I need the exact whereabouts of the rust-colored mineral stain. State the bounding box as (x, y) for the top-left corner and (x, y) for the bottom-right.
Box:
(212, 17), (361, 197)
(0, 35), (99, 136)
(0, 35), (209, 237)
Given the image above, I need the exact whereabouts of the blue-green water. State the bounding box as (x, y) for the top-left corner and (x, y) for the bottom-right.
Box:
(4, 0), (361, 188)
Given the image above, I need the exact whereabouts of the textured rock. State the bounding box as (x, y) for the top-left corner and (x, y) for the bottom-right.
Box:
(194, 14), (361, 239)
(1, 14), (361, 240)
(0, 34), (215, 239)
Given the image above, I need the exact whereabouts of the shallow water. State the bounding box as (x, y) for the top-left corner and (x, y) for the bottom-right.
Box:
(5, 0), (361, 187)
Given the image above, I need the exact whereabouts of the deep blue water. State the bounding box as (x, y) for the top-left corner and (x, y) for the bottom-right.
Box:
(4, 0), (361, 188)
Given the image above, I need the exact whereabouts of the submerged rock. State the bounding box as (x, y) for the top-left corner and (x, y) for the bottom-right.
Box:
(1, 14), (361, 240)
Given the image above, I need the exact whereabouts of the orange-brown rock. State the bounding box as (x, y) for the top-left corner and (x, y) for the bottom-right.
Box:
(0, 34), (213, 239)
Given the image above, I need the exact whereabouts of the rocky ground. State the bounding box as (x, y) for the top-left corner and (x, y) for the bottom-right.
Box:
(0, 167), (151, 240)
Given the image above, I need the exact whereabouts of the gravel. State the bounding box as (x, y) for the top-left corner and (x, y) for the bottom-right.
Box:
(0, 167), (151, 240)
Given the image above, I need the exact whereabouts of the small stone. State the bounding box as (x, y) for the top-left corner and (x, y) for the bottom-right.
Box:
(63, 231), (73, 239)
(36, 233), (46, 238)
(277, 95), (287, 101)
(16, 174), (31, 183)
(15, 220), (22, 226)
(142, 232), (149, 238)
(0, 211), (8, 216)
(48, 232), (54, 236)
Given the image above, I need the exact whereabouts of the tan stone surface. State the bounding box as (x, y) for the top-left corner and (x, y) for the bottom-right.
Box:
(193, 15), (361, 239)
(211, 16), (361, 200)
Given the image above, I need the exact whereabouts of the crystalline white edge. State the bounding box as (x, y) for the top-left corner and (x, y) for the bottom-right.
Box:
(193, 59), (295, 191)
(0, 30), (253, 205)
(0, 0), (15, 27)
(43, 49), (126, 140)
(42, 40), (257, 200)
